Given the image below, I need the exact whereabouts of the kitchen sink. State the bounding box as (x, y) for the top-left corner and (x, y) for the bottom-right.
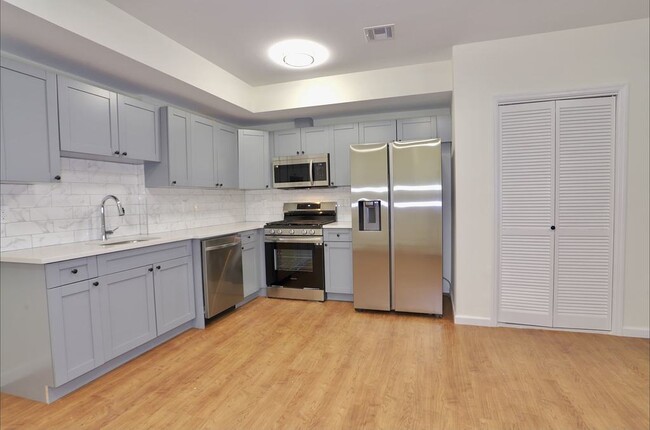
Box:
(89, 236), (159, 247)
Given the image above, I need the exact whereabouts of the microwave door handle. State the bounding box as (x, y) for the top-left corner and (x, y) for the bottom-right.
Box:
(309, 160), (314, 185)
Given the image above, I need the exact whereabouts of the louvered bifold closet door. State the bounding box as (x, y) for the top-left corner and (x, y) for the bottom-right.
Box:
(553, 97), (615, 330)
(498, 101), (556, 326)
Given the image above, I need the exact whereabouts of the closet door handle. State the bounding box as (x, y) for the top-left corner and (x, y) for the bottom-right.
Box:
(550, 225), (556, 230)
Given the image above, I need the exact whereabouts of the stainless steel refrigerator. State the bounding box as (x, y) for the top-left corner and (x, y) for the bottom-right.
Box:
(350, 139), (443, 315)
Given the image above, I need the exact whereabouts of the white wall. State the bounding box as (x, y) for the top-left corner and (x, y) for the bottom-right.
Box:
(452, 19), (649, 333)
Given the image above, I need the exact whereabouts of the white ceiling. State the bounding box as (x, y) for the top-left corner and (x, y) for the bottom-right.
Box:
(1, 0), (647, 125)
(107, 0), (649, 86)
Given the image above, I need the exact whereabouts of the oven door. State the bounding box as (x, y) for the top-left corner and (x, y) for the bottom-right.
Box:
(265, 236), (324, 290)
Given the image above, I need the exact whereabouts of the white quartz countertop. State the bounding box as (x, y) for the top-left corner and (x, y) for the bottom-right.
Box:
(324, 221), (352, 229)
(0, 222), (266, 265)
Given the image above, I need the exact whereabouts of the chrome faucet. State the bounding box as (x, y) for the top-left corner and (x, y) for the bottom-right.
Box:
(100, 195), (126, 241)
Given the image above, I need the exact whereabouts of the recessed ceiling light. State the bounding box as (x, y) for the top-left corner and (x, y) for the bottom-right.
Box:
(268, 39), (329, 69)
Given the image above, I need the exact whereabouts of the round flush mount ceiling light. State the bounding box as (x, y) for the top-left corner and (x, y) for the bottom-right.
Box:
(268, 39), (329, 69)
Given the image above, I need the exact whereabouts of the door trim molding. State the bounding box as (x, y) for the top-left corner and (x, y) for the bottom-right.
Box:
(493, 84), (629, 334)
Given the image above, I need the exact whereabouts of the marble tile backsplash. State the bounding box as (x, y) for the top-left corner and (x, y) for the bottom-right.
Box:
(0, 159), (146, 252)
(1, 159), (348, 252)
(245, 187), (351, 223)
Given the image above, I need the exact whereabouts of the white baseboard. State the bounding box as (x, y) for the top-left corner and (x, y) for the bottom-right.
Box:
(454, 315), (494, 327)
(621, 326), (650, 339)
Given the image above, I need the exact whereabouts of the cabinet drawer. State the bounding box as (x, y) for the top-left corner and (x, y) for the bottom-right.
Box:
(97, 241), (191, 276)
(45, 257), (98, 288)
(324, 229), (351, 242)
(240, 230), (258, 245)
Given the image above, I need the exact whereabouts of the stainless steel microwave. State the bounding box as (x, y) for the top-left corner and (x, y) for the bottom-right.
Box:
(272, 154), (330, 188)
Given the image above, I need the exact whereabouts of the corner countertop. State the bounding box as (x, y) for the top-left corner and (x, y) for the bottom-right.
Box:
(324, 221), (352, 229)
(0, 222), (266, 265)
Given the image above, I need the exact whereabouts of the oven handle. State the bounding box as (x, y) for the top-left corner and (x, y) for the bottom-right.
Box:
(265, 236), (323, 244)
(309, 160), (314, 186)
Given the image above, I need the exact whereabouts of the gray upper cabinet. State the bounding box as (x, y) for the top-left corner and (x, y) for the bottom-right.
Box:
(331, 123), (358, 187)
(59, 76), (160, 163)
(58, 76), (119, 158)
(47, 279), (104, 386)
(396, 116), (437, 141)
(189, 114), (216, 187)
(215, 122), (239, 189)
(359, 120), (397, 143)
(273, 128), (301, 156)
(436, 115), (452, 142)
(0, 58), (61, 183)
(273, 127), (333, 158)
(238, 129), (271, 190)
(117, 94), (160, 162)
(145, 106), (190, 187)
(99, 266), (157, 361)
(153, 256), (195, 336)
(301, 126), (333, 155)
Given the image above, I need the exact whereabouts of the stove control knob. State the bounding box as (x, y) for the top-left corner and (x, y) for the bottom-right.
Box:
(290, 229), (295, 234)
(302, 229), (307, 234)
(270, 229), (275, 234)
(310, 230), (315, 235)
(277, 229), (283, 235)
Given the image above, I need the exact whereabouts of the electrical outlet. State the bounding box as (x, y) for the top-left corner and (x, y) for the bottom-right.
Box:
(0, 209), (6, 222)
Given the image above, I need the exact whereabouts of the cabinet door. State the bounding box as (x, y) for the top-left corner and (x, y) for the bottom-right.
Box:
(58, 76), (118, 157)
(300, 126), (332, 155)
(190, 114), (216, 187)
(99, 266), (157, 360)
(0, 58), (60, 182)
(242, 241), (260, 297)
(359, 120), (396, 143)
(396, 117), (437, 141)
(325, 241), (353, 294)
(215, 122), (239, 188)
(47, 279), (104, 386)
(153, 256), (195, 336)
(117, 94), (160, 161)
(167, 107), (191, 186)
(497, 101), (556, 327)
(331, 123), (358, 186)
(239, 129), (271, 190)
(273, 129), (301, 157)
(436, 115), (452, 142)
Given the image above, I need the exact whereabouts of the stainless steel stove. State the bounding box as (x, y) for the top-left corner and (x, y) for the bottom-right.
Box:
(264, 202), (337, 301)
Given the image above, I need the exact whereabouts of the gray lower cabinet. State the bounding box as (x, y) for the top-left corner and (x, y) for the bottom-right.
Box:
(241, 232), (260, 297)
(47, 279), (104, 387)
(0, 241), (196, 403)
(0, 57), (60, 183)
(324, 230), (353, 298)
(99, 266), (157, 360)
(153, 256), (195, 335)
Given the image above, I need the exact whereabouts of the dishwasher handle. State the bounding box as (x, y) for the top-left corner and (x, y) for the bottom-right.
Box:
(204, 242), (240, 252)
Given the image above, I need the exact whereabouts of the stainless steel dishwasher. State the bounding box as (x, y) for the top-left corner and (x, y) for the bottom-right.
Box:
(202, 235), (244, 318)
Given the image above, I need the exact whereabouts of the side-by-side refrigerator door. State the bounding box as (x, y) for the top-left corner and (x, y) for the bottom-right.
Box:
(392, 139), (443, 314)
(350, 143), (390, 311)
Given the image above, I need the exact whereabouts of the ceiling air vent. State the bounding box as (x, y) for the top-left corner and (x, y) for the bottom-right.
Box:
(364, 24), (395, 42)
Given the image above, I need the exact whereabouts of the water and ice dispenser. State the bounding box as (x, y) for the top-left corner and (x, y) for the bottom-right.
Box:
(358, 200), (381, 231)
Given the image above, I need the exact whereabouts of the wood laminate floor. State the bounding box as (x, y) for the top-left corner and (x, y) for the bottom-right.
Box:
(1, 297), (648, 429)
